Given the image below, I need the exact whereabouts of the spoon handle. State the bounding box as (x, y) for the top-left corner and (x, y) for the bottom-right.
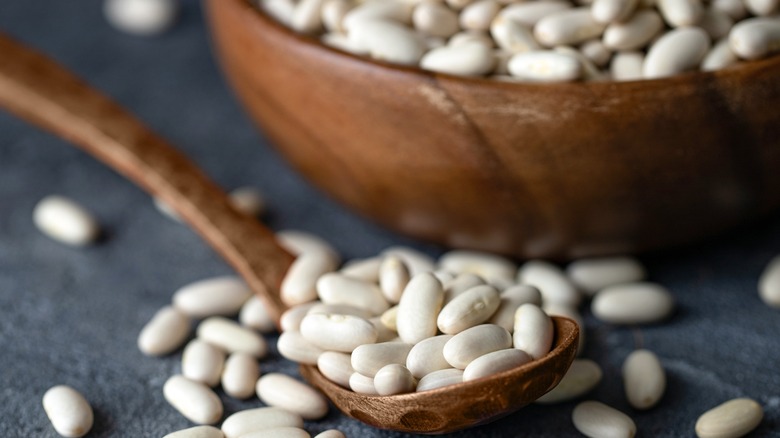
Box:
(0, 32), (293, 322)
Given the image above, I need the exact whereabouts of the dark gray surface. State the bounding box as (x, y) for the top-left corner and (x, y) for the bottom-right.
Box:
(0, 1), (778, 437)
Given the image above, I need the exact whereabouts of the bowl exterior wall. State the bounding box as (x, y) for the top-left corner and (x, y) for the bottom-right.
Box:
(207, 0), (780, 258)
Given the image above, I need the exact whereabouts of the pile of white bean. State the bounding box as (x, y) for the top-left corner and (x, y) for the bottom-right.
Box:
(32, 194), (777, 437)
(276, 238), (671, 398)
(256, 0), (780, 82)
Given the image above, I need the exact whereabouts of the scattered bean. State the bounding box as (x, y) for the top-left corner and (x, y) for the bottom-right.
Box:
(695, 398), (764, 438)
(163, 375), (223, 425)
(33, 195), (99, 246)
(42, 385), (93, 438)
(256, 373), (328, 420)
(572, 400), (636, 438)
(221, 407), (304, 438)
(137, 305), (191, 356)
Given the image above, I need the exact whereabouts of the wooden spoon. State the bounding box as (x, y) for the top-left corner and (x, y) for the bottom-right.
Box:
(0, 32), (579, 434)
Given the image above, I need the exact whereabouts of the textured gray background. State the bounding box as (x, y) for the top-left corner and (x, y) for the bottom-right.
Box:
(0, 1), (778, 437)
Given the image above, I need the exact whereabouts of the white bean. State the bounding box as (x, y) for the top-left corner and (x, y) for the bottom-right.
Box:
(349, 19), (426, 65)
(490, 15), (540, 54)
(380, 305), (399, 331)
(566, 256), (646, 295)
(182, 340), (226, 387)
(221, 407), (304, 438)
(314, 431), (346, 438)
(711, 0), (747, 20)
(322, 0), (351, 34)
(221, 353), (260, 400)
(437, 250), (517, 284)
(729, 17), (780, 60)
(592, 282), (675, 324)
(572, 401), (636, 438)
(591, 0), (639, 24)
(103, 0), (178, 36)
(197, 317), (267, 357)
(291, 0), (325, 34)
(758, 255), (780, 308)
(699, 8), (734, 41)
(534, 7), (607, 47)
(379, 255), (411, 304)
(371, 316), (398, 343)
(307, 303), (374, 319)
(462, 348), (532, 381)
(744, 0), (780, 16)
(256, 373), (328, 420)
(413, 0), (460, 37)
(277, 331), (325, 364)
(239, 296), (276, 333)
(137, 305), (191, 356)
(623, 349), (665, 410)
(163, 426), (223, 438)
(580, 39), (612, 67)
(657, 0), (703, 27)
(610, 51), (645, 80)
(437, 285), (501, 334)
(163, 375), (223, 425)
(173, 276), (252, 318)
(280, 302), (319, 332)
(237, 427), (310, 438)
(282, 252), (340, 306)
(443, 324), (512, 369)
(317, 272), (390, 315)
(500, 1), (573, 28)
(317, 351), (354, 388)
(396, 272), (444, 343)
(416, 368), (464, 391)
(381, 246), (435, 276)
(489, 284), (542, 332)
(374, 364), (416, 395)
(406, 334), (454, 378)
(349, 372), (379, 394)
(443, 273), (486, 303)
(420, 41), (496, 75)
(42, 385), (93, 438)
(518, 260), (582, 307)
(459, 0), (501, 31)
(536, 359), (602, 404)
(695, 398), (764, 438)
(513, 304), (554, 359)
(602, 9), (664, 51)
(342, 0), (414, 32)
(507, 50), (583, 82)
(300, 313), (378, 352)
(702, 38), (739, 71)
(643, 27), (710, 79)
(339, 257), (382, 282)
(33, 195), (99, 246)
(351, 341), (413, 377)
(277, 230), (338, 258)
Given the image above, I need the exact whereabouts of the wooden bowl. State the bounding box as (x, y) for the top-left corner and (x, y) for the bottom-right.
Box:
(205, 0), (780, 259)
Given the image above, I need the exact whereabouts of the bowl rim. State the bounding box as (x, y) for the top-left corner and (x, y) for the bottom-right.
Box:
(227, 0), (780, 92)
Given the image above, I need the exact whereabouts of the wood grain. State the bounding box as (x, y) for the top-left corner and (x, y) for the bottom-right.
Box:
(206, 0), (780, 259)
(0, 32), (294, 324)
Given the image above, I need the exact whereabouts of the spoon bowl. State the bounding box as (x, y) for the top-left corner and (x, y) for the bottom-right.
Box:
(0, 32), (578, 434)
(301, 317), (579, 434)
